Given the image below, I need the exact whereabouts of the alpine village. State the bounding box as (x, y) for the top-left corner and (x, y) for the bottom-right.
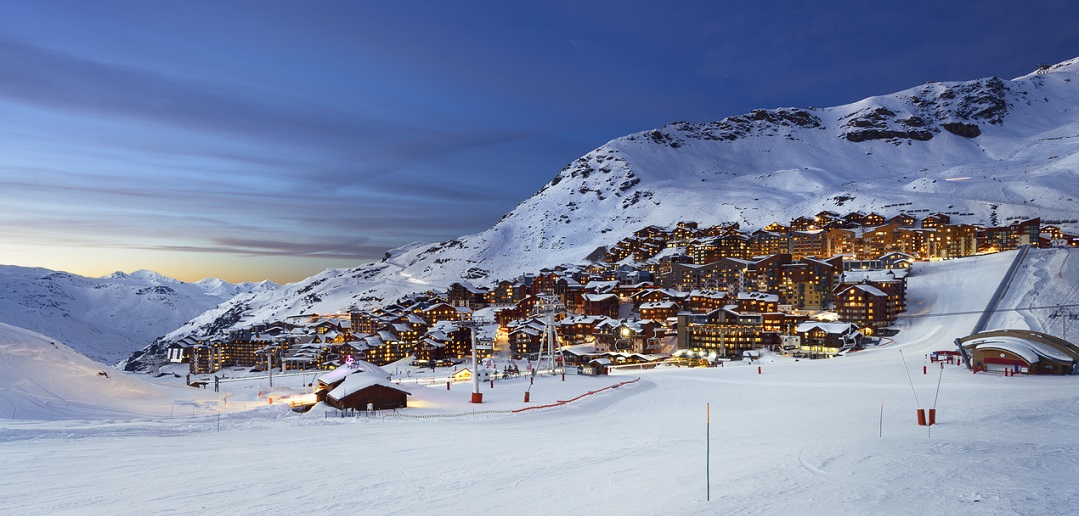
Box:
(158, 205), (1074, 410)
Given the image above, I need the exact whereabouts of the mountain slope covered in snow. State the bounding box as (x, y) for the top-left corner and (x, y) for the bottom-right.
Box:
(0, 322), (214, 420)
(0, 266), (277, 364)
(166, 59), (1079, 341)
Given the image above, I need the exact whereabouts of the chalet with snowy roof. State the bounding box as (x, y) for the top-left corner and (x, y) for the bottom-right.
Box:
(762, 311), (809, 335)
(583, 280), (619, 295)
(421, 323), (479, 359)
(858, 273), (907, 314)
(560, 282), (586, 313)
(672, 221), (699, 241)
(685, 290), (728, 313)
(763, 222), (790, 233)
(316, 360), (409, 411)
(745, 253), (793, 293)
(633, 240), (665, 261)
(310, 319), (348, 335)
(889, 213), (917, 227)
(313, 329), (345, 344)
(862, 212), (886, 226)
(634, 225), (666, 239)
(790, 216), (817, 231)
(560, 343), (601, 365)
(529, 271), (568, 297)
(815, 211), (841, 225)
(494, 295), (546, 329)
(558, 315), (611, 345)
(834, 283), (892, 335)
(421, 302), (463, 325)
(735, 292), (779, 313)
(639, 301), (680, 323)
(604, 241), (633, 262)
(447, 282), (492, 309)
(585, 358), (612, 375)
(493, 279), (528, 305)
(795, 321), (862, 358)
(359, 333), (408, 366)
(282, 341), (330, 370)
(873, 252), (914, 269)
(1044, 224), (1066, 239)
(413, 335), (448, 363)
(843, 212), (866, 226)
(920, 213), (951, 229)
(580, 293), (620, 319)
(631, 288), (682, 308)
(593, 319), (665, 354)
(509, 321), (546, 359)
(382, 322), (421, 347)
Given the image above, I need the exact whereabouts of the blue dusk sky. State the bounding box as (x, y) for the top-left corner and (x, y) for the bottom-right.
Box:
(0, 1), (1076, 283)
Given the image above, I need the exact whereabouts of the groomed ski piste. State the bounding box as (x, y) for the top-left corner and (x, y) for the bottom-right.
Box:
(1, 248), (1078, 515)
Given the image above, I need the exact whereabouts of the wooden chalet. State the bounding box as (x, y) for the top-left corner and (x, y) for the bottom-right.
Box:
(920, 213), (951, 229)
(509, 321), (546, 359)
(422, 302), (463, 325)
(316, 361), (410, 411)
(447, 282), (492, 309)
(639, 301), (680, 322)
(581, 293), (620, 318)
(795, 321), (862, 358)
(685, 290), (728, 313)
(834, 283), (892, 335)
(889, 213), (917, 227)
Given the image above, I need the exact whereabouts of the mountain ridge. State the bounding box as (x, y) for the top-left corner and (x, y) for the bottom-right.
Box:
(152, 58), (1079, 346)
(0, 265), (277, 364)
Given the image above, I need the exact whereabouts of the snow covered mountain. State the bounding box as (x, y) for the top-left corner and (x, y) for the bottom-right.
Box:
(0, 266), (277, 364)
(164, 58), (1079, 342)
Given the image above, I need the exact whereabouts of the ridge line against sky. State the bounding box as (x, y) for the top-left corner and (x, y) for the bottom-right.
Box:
(0, 0), (1076, 283)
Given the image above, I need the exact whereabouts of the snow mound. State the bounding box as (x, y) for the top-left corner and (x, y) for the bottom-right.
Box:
(0, 323), (198, 420)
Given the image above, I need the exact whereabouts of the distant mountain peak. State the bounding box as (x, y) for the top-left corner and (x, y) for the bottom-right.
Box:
(0, 265), (275, 364)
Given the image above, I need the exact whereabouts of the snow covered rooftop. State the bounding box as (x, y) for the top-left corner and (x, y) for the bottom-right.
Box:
(971, 336), (1074, 364)
(796, 321), (859, 334)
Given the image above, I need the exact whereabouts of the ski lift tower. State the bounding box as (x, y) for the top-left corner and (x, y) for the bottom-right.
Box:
(533, 294), (565, 375)
(457, 317), (489, 404)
